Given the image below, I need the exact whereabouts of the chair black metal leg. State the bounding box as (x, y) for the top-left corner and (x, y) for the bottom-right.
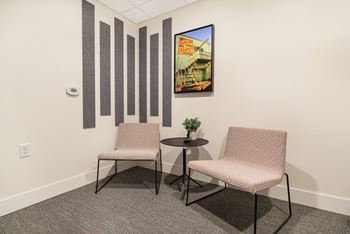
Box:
(254, 194), (258, 234)
(95, 160), (100, 193)
(160, 150), (163, 174)
(253, 173), (292, 234)
(285, 173), (292, 216)
(185, 171), (292, 234)
(272, 173), (292, 234)
(96, 173), (117, 193)
(155, 160), (158, 195)
(186, 168), (227, 206)
(95, 160), (118, 194)
(158, 151), (163, 194)
(95, 159), (162, 195)
(186, 168), (191, 205)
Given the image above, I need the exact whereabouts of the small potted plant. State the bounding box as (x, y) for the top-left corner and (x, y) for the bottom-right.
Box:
(182, 117), (201, 140)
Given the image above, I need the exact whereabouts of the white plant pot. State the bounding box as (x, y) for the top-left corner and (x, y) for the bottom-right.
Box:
(190, 131), (198, 140)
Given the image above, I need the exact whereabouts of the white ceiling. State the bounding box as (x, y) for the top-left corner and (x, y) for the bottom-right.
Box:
(98, 0), (199, 23)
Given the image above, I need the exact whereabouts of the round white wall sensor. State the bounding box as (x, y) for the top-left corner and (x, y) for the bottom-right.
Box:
(66, 86), (80, 96)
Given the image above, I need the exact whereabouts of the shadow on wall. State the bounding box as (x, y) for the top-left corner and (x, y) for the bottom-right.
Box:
(285, 162), (317, 191)
(260, 162), (318, 205)
(217, 134), (227, 159)
(85, 160), (115, 183)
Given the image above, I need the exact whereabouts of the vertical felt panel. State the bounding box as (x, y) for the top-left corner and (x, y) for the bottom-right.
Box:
(139, 26), (147, 123)
(114, 17), (124, 126)
(150, 33), (159, 116)
(127, 35), (135, 115)
(162, 18), (172, 127)
(100, 21), (111, 116)
(82, 0), (95, 129)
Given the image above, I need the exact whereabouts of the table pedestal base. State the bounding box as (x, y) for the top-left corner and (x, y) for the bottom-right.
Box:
(169, 174), (202, 187)
(170, 174), (203, 200)
(169, 148), (203, 190)
(159, 142), (208, 200)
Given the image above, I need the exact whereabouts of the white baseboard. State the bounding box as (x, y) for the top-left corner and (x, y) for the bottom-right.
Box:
(2, 161), (349, 217)
(0, 161), (134, 217)
(138, 161), (350, 216)
(259, 184), (350, 216)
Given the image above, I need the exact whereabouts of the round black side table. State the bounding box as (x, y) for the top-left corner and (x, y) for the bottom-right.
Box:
(160, 137), (209, 189)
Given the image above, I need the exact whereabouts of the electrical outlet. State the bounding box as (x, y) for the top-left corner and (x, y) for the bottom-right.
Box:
(19, 143), (30, 158)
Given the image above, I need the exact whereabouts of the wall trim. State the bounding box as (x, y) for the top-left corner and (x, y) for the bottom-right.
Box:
(0, 161), (134, 217)
(138, 161), (350, 216)
(2, 161), (349, 217)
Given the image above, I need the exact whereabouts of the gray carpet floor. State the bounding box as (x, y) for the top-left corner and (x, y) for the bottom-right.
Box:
(0, 166), (349, 234)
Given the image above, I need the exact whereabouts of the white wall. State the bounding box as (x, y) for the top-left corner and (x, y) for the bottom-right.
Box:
(1, 0), (350, 217)
(140, 0), (350, 215)
(0, 0), (139, 216)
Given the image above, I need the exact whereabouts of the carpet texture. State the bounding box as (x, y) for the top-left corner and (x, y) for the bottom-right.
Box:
(0, 166), (349, 234)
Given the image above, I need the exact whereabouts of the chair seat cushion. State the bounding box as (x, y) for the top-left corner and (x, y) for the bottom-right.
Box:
(188, 159), (283, 194)
(98, 149), (159, 161)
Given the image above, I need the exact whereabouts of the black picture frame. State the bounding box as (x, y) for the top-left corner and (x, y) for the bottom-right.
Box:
(174, 24), (214, 94)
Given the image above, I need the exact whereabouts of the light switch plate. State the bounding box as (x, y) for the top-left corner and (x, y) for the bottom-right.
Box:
(19, 143), (30, 158)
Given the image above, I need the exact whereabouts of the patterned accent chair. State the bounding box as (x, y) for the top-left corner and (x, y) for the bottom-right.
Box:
(95, 123), (162, 195)
(186, 127), (291, 234)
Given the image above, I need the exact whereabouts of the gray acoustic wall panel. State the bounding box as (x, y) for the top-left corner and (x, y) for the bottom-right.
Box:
(82, 0), (95, 129)
(127, 35), (135, 115)
(150, 33), (159, 116)
(162, 18), (172, 127)
(139, 26), (147, 123)
(114, 17), (124, 126)
(100, 21), (111, 116)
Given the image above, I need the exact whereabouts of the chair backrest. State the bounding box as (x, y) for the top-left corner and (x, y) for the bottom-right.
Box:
(117, 123), (160, 150)
(223, 127), (287, 175)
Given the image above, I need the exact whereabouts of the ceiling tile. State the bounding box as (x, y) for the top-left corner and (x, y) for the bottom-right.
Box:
(184, 0), (198, 3)
(99, 0), (134, 13)
(139, 0), (186, 17)
(123, 7), (150, 23)
(97, 0), (201, 23)
(128, 0), (150, 6)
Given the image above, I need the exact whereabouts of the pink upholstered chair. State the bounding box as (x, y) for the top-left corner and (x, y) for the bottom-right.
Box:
(186, 127), (291, 234)
(95, 123), (162, 195)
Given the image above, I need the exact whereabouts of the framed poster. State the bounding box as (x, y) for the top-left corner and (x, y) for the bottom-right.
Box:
(174, 24), (214, 93)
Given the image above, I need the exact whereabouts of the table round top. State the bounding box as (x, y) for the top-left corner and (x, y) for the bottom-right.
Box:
(160, 137), (209, 147)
